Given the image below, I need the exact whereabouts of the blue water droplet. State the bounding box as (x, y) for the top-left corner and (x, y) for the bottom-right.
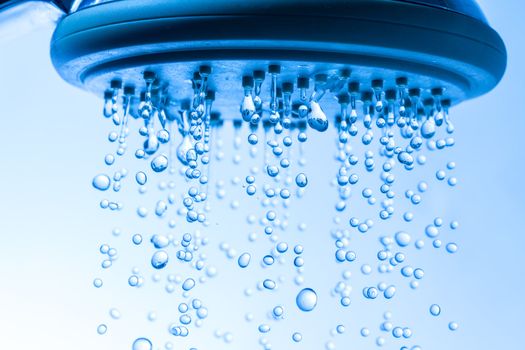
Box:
(273, 306), (284, 318)
(238, 252), (251, 268)
(292, 332), (303, 342)
(395, 232), (411, 247)
(92, 174), (111, 191)
(135, 171), (147, 185)
(97, 324), (107, 335)
(295, 173), (308, 188)
(151, 250), (169, 269)
(132, 234), (143, 245)
(263, 279), (276, 290)
(258, 324), (271, 333)
(132, 337), (152, 350)
(446, 242), (458, 253)
(296, 288), (317, 312)
(182, 278), (196, 291)
(151, 154), (168, 172)
(384, 285), (396, 299)
(93, 278), (103, 288)
(430, 304), (441, 316)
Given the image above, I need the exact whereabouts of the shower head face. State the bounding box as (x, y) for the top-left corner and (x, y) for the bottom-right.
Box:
(51, 0), (506, 122)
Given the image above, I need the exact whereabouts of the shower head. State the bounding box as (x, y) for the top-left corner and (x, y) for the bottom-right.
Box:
(50, 0), (506, 128)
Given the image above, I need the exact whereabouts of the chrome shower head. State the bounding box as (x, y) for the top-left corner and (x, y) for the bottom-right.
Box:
(50, 0), (506, 128)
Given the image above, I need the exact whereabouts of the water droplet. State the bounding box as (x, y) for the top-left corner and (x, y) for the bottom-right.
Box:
(296, 288), (317, 312)
(308, 101), (329, 132)
(248, 133), (258, 145)
(273, 306), (284, 318)
(292, 332), (303, 342)
(258, 324), (271, 333)
(151, 155), (168, 172)
(93, 278), (103, 288)
(182, 278), (196, 291)
(238, 253), (251, 268)
(177, 136), (193, 165)
(360, 328), (370, 337)
(109, 308), (121, 319)
(97, 324), (107, 335)
(151, 251), (169, 269)
(384, 285), (396, 299)
(421, 118), (436, 138)
(395, 232), (411, 247)
(295, 173), (308, 187)
(430, 304), (441, 316)
(448, 322), (459, 331)
(263, 279), (276, 290)
(132, 337), (152, 350)
(135, 171), (147, 185)
(132, 234), (143, 245)
(92, 174), (111, 191)
(446, 242), (458, 253)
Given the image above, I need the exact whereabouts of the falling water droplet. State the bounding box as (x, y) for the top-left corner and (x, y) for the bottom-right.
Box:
(241, 95), (256, 122)
(151, 250), (169, 269)
(238, 252), (251, 268)
(135, 171), (147, 185)
(292, 332), (303, 342)
(296, 288), (317, 312)
(182, 278), (196, 291)
(421, 118), (436, 139)
(132, 337), (152, 350)
(430, 304), (441, 316)
(97, 324), (107, 335)
(395, 232), (411, 247)
(295, 173), (308, 188)
(177, 136), (193, 165)
(150, 155), (168, 173)
(307, 101), (329, 132)
(92, 174), (111, 191)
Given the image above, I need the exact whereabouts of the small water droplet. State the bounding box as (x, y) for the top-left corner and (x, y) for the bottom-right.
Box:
(430, 304), (441, 316)
(135, 171), (147, 185)
(238, 252), (251, 268)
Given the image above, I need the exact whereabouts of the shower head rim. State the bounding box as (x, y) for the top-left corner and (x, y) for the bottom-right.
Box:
(50, 0), (507, 106)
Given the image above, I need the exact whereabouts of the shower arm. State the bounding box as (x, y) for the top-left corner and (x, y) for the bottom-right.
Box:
(0, 0), (74, 42)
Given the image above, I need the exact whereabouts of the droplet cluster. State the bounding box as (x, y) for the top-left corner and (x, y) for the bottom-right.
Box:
(91, 65), (462, 349)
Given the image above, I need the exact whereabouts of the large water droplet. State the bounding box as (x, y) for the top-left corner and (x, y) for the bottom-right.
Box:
(307, 101), (329, 132)
(295, 173), (308, 188)
(143, 134), (159, 155)
(395, 231), (411, 247)
(177, 136), (193, 165)
(151, 250), (169, 269)
(150, 155), (168, 173)
(92, 174), (111, 191)
(132, 337), (152, 350)
(240, 95), (256, 122)
(421, 118), (436, 139)
(296, 288), (317, 312)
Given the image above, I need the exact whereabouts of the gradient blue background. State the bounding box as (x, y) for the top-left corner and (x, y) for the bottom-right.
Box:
(0, 1), (524, 349)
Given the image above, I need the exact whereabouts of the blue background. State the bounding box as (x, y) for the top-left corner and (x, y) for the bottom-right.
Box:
(0, 1), (524, 349)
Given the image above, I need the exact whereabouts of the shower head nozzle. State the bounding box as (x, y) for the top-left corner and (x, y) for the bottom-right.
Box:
(51, 0), (506, 123)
